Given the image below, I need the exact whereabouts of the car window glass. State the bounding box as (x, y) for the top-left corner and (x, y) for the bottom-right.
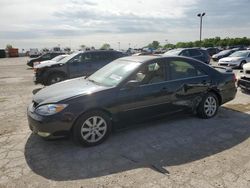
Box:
(169, 60), (205, 80)
(69, 53), (82, 63)
(113, 52), (123, 59)
(189, 49), (202, 57)
(132, 62), (165, 85)
(82, 53), (93, 62)
(100, 52), (111, 60)
(180, 50), (190, 57)
(42, 54), (50, 59)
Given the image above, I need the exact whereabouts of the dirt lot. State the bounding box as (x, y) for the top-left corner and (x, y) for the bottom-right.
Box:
(0, 57), (250, 188)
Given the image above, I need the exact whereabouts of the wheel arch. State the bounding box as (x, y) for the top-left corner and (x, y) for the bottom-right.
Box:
(70, 108), (114, 133)
(207, 88), (222, 105)
(45, 70), (68, 85)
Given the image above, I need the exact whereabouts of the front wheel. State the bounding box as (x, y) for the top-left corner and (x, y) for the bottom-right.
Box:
(72, 111), (112, 147)
(240, 61), (246, 69)
(46, 73), (65, 85)
(197, 93), (219, 119)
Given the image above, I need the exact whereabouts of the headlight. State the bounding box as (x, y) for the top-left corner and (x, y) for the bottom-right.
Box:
(35, 104), (68, 116)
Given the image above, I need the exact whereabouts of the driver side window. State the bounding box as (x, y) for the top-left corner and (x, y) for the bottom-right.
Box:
(132, 62), (165, 85)
(70, 54), (82, 64)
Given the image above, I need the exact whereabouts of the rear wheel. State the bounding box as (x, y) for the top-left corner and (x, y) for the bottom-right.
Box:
(73, 111), (112, 146)
(197, 92), (219, 119)
(46, 73), (65, 85)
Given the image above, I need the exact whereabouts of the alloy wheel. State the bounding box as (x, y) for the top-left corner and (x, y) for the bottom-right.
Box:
(204, 96), (217, 117)
(80, 116), (107, 143)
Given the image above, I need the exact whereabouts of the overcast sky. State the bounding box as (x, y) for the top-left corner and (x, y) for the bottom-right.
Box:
(0, 0), (249, 50)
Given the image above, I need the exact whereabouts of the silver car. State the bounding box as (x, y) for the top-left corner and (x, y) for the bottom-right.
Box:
(218, 50), (250, 69)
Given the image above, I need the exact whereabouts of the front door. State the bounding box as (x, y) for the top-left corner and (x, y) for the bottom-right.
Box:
(68, 53), (92, 78)
(116, 60), (174, 124)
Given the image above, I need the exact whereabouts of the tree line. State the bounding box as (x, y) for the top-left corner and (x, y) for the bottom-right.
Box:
(147, 37), (250, 49)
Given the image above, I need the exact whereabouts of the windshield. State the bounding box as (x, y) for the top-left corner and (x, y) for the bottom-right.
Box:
(58, 52), (80, 64)
(164, 49), (182, 56)
(87, 59), (141, 87)
(51, 55), (67, 62)
(217, 50), (231, 55)
(229, 51), (249, 57)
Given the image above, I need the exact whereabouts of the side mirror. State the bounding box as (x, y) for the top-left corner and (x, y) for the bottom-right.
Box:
(124, 80), (140, 89)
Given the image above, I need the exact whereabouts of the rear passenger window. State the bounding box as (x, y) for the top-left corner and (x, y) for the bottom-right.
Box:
(189, 49), (202, 57)
(180, 50), (190, 57)
(42, 54), (51, 59)
(169, 60), (205, 80)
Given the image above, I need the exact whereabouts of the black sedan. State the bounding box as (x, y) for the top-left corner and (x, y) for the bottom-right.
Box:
(27, 56), (237, 146)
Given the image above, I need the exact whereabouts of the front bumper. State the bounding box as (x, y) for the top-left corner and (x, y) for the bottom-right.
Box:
(218, 61), (240, 68)
(238, 77), (250, 91)
(33, 72), (44, 85)
(27, 103), (74, 138)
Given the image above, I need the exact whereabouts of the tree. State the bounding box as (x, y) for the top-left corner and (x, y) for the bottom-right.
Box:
(163, 43), (175, 49)
(100, 43), (111, 50)
(6, 44), (13, 50)
(80, 44), (86, 50)
(147, 41), (160, 49)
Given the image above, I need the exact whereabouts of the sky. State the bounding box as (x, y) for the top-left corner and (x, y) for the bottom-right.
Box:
(0, 0), (250, 50)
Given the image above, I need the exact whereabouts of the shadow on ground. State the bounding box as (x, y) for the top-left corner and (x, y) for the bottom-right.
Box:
(24, 108), (250, 181)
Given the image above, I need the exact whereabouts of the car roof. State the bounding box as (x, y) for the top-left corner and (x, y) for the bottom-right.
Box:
(83, 50), (121, 53)
(234, 50), (250, 52)
(119, 55), (162, 63)
(119, 55), (204, 64)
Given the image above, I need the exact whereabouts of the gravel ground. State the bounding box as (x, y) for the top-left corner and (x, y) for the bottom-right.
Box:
(0, 57), (250, 188)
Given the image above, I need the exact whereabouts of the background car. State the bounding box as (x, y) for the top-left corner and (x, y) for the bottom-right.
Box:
(205, 47), (220, 56)
(163, 48), (210, 64)
(212, 49), (238, 61)
(27, 56), (237, 146)
(34, 50), (126, 85)
(33, 54), (69, 67)
(27, 52), (65, 67)
(238, 62), (250, 91)
(218, 50), (250, 68)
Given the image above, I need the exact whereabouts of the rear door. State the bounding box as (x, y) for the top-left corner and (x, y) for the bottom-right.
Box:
(165, 58), (211, 110)
(189, 49), (204, 62)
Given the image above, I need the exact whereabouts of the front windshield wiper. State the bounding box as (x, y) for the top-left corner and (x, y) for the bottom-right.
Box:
(87, 78), (101, 85)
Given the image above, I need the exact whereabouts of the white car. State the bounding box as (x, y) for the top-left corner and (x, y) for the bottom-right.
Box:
(218, 50), (250, 69)
(238, 63), (250, 91)
(33, 54), (69, 68)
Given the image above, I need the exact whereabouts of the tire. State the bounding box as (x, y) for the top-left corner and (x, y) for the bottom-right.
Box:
(72, 111), (112, 147)
(197, 92), (219, 119)
(240, 61), (246, 69)
(46, 73), (65, 85)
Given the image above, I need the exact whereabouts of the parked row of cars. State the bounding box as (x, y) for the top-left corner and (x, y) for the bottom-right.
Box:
(27, 48), (250, 88)
(26, 48), (238, 146)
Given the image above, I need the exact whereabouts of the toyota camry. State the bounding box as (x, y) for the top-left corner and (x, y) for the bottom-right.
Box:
(27, 56), (237, 146)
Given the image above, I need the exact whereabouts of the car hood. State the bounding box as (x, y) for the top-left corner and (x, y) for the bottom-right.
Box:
(34, 60), (62, 68)
(219, 57), (243, 62)
(33, 78), (108, 105)
(212, 54), (220, 58)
